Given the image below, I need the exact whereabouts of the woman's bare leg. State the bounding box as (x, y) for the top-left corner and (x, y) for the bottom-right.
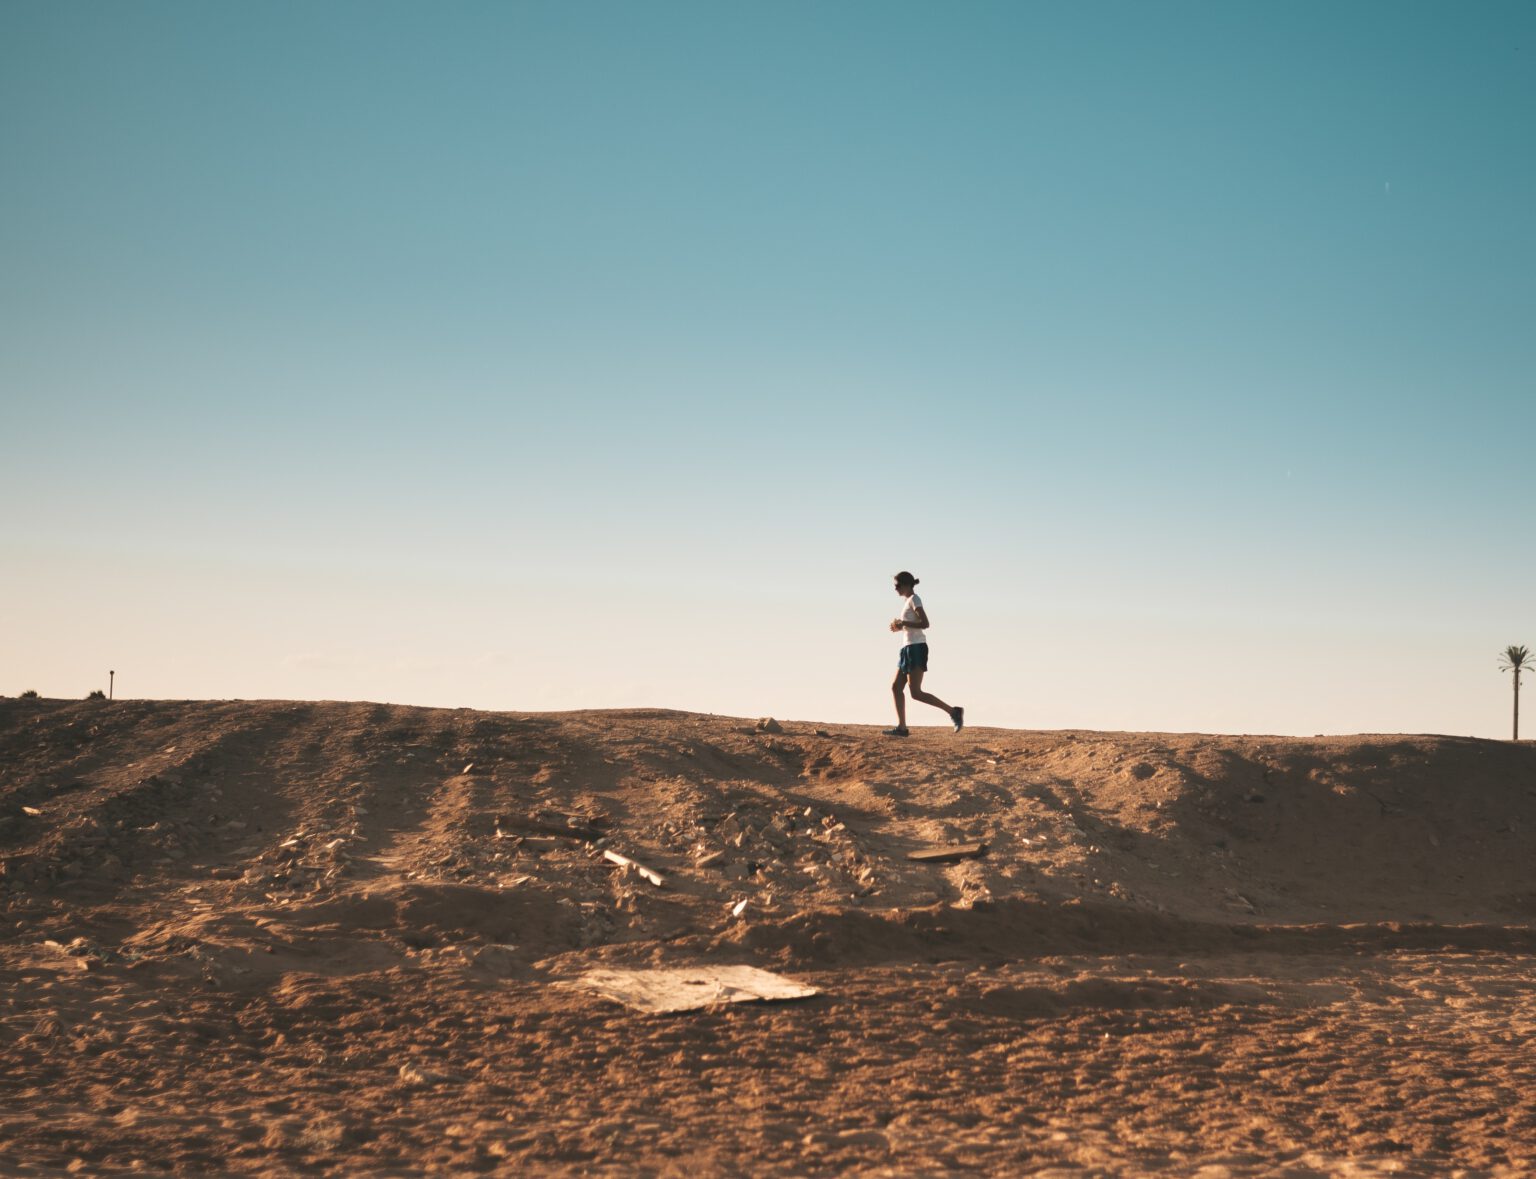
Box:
(908, 669), (953, 716)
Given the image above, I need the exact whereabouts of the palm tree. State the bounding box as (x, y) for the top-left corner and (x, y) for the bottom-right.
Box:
(1498, 645), (1532, 741)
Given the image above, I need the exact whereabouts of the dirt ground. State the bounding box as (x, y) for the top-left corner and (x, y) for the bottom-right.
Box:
(2, 698), (1534, 1175)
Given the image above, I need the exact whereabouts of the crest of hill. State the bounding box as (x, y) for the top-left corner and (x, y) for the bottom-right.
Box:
(2, 698), (1533, 970)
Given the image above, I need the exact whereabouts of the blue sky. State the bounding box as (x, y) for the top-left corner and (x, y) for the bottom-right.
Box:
(4, 1), (1533, 736)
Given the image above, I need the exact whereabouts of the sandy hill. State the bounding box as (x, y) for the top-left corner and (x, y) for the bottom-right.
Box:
(4, 699), (1533, 954)
(3, 698), (1535, 1175)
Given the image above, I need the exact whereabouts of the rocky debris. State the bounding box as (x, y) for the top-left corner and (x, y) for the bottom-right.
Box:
(755, 717), (784, 734)
(241, 827), (364, 898)
(42, 936), (110, 969)
(0, 770), (247, 892)
(555, 897), (615, 947)
(667, 800), (882, 898)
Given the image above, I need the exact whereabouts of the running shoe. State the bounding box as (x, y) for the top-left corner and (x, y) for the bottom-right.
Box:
(951, 706), (965, 732)
(882, 726), (910, 737)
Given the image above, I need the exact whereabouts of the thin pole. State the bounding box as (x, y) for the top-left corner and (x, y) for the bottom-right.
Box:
(109, 670), (114, 701)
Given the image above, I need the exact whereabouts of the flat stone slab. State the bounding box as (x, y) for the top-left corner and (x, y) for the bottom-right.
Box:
(568, 965), (820, 1013)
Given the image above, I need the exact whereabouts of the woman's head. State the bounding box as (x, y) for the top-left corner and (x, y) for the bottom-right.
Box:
(893, 571), (919, 594)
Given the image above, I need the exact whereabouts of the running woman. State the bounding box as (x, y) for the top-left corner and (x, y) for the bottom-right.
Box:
(885, 571), (964, 737)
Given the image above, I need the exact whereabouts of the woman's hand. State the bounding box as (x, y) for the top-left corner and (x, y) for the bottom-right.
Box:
(890, 618), (904, 632)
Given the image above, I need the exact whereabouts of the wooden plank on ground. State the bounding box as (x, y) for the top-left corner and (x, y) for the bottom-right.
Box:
(906, 841), (989, 863)
(569, 965), (819, 1013)
(602, 848), (666, 887)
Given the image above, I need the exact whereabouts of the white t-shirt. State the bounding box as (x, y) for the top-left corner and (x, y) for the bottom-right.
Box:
(899, 593), (927, 646)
